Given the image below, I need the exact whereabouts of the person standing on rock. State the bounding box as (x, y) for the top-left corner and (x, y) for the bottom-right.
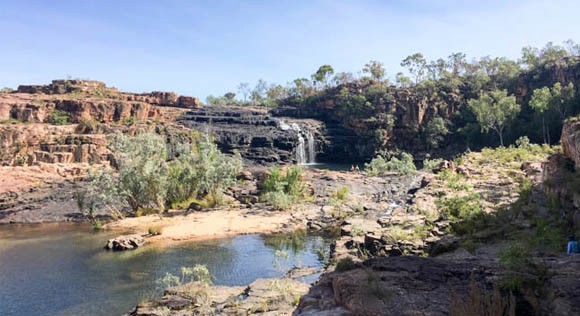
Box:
(567, 235), (579, 254)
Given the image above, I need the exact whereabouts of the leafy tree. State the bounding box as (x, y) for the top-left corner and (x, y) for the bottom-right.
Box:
(395, 72), (412, 88)
(311, 64), (335, 89)
(106, 132), (169, 212)
(363, 60), (386, 81)
(289, 78), (314, 98)
(333, 72), (355, 86)
(530, 82), (576, 144)
(468, 90), (520, 146)
(401, 53), (427, 84)
(529, 86), (552, 144)
(0, 87), (14, 93)
(266, 84), (288, 105)
(427, 58), (448, 80)
(250, 79), (269, 105)
(237, 82), (250, 102)
(224, 92), (236, 102)
(447, 52), (467, 77)
(425, 117), (449, 149)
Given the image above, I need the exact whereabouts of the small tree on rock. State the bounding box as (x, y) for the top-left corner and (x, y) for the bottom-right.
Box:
(468, 90), (520, 147)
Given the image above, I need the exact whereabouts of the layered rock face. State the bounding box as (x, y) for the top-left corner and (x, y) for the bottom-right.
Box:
(1, 80), (199, 125)
(561, 118), (580, 168)
(178, 106), (321, 164)
(0, 124), (108, 165)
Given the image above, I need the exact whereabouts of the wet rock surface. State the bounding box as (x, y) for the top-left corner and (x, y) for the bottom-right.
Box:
(178, 106), (322, 165)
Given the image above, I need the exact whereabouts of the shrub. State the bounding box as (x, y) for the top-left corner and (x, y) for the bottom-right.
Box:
(499, 244), (550, 291)
(437, 193), (484, 235)
(148, 226), (163, 236)
(260, 165), (306, 210)
(48, 109), (72, 125)
(261, 191), (293, 210)
(335, 257), (356, 272)
(76, 118), (100, 134)
(365, 152), (416, 176)
(423, 158), (443, 172)
(332, 186), (349, 202)
(90, 132), (242, 215)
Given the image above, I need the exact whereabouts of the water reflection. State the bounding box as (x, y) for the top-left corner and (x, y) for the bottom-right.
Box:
(0, 223), (333, 316)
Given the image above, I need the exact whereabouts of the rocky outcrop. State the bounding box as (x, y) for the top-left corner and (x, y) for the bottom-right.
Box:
(128, 278), (309, 316)
(561, 118), (580, 168)
(295, 255), (580, 316)
(105, 234), (145, 251)
(0, 124), (109, 166)
(178, 106), (321, 164)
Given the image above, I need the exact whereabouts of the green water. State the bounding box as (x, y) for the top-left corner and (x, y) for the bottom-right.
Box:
(0, 223), (332, 316)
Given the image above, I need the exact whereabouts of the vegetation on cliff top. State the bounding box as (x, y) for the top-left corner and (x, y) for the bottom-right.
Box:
(206, 40), (580, 158)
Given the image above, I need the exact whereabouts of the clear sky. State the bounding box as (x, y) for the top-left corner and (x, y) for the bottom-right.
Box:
(1, 0), (579, 99)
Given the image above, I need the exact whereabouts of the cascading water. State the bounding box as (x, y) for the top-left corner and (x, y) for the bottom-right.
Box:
(277, 119), (316, 164)
(306, 131), (316, 164)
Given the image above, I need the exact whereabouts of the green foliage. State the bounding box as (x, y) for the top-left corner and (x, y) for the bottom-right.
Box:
(0, 87), (14, 93)
(335, 257), (356, 272)
(332, 186), (349, 202)
(90, 132), (242, 215)
(261, 166), (307, 210)
(423, 158), (443, 172)
(48, 109), (72, 125)
(437, 193), (483, 235)
(424, 117), (449, 149)
(76, 118), (100, 134)
(499, 244), (551, 291)
(437, 169), (472, 191)
(261, 191), (293, 211)
(365, 152), (416, 176)
(467, 90), (520, 146)
(362, 60), (386, 81)
(476, 144), (556, 165)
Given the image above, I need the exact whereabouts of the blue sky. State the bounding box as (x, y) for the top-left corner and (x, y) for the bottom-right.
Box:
(1, 0), (580, 99)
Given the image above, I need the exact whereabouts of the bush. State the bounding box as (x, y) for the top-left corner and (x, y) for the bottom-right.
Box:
(423, 158), (443, 172)
(261, 191), (293, 210)
(335, 257), (357, 272)
(48, 109), (72, 125)
(260, 165), (306, 210)
(76, 118), (100, 134)
(90, 132), (242, 215)
(365, 152), (416, 176)
(437, 193), (483, 235)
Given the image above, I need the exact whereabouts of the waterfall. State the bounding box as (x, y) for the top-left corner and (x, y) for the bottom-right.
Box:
(306, 131), (316, 164)
(276, 119), (316, 165)
(296, 134), (307, 164)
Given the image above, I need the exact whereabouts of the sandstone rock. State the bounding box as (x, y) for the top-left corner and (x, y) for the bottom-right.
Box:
(105, 234), (145, 251)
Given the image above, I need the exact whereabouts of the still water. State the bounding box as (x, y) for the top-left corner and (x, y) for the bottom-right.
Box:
(0, 223), (332, 316)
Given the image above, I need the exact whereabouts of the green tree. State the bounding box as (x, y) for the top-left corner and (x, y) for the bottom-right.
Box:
(224, 92), (236, 102)
(363, 60), (386, 81)
(237, 82), (250, 102)
(395, 72), (412, 88)
(425, 117), (449, 149)
(529, 86), (552, 144)
(401, 53), (427, 84)
(468, 90), (520, 146)
(311, 65), (335, 89)
(333, 72), (355, 86)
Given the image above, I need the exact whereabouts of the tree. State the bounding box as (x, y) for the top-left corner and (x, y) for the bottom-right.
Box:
(311, 64), (335, 89)
(333, 72), (355, 86)
(250, 79), (269, 105)
(237, 82), (250, 102)
(362, 60), (386, 81)
(401, 53), (427, 84)
(289, 78), (314, 98)
(224, 92), (236, 102)
(529, 86), (551, 144)
(447, 52), (467, 77)
(468, 90), (520, 146)
(395, 72), (412, 88)
(424, 117), (449, 149)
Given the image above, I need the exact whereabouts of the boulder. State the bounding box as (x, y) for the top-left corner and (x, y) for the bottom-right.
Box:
(105, 234), (145, 251)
